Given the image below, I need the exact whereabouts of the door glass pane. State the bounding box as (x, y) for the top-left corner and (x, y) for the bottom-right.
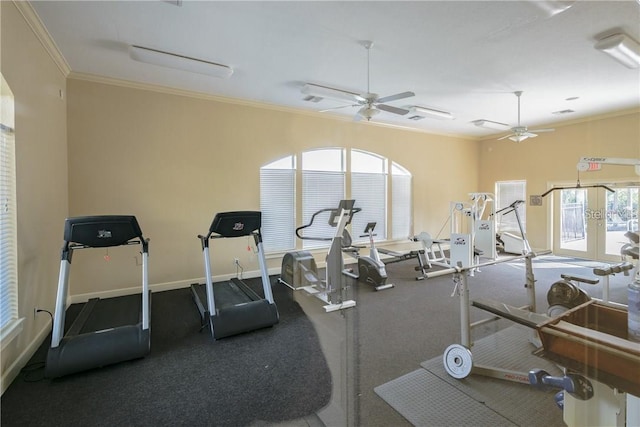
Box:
(605, 186), (639, 256)
(560, 189), (587, 252)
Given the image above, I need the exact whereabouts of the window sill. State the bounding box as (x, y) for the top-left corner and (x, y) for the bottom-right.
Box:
(1, 317), (25, 351)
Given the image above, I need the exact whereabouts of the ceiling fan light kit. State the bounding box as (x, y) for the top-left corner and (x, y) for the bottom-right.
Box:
(509, 134), (536, 143)
(129, 45), (233, 78)
(594, 33), (640, 69)
(358, 106), (380, 120)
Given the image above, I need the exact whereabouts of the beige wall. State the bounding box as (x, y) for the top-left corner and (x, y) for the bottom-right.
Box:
(1, 1), (68, 389)
(479, 110), (640, 250)
(66, 77), (479, 295)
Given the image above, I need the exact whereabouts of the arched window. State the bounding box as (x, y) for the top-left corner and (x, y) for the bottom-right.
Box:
(260, 149), (412, 253)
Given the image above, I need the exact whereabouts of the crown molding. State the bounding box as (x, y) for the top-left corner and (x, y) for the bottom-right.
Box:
(477, 107), (640, 141)
(67, 71), (477, 141)
(13, 1), (71, 77)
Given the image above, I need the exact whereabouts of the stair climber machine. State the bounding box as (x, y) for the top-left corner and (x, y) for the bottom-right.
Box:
(190, 211), (279, 340)
(279, 200), (357, 312)
(342, 222), (394, 291)
(494, 199), (531, 255)
(46, 215), (151, 378)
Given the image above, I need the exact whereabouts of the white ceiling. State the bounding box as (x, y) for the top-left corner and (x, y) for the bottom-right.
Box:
(31, 0), (640, 138)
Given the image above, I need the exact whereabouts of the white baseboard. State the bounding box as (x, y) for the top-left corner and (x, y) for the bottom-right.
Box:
(1, 320), (51, 396)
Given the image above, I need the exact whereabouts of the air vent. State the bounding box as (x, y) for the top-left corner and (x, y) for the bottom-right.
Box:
(407, 115), (425, 121)
(552, 109), (575, 115)
(303, 95), (323, 103)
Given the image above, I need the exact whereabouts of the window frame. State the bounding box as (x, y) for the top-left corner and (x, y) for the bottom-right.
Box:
(1, 74), (24, 349)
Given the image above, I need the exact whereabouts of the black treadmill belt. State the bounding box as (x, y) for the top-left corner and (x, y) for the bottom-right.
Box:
(77, 294), (142, 334)
(193, 281), (257, 311)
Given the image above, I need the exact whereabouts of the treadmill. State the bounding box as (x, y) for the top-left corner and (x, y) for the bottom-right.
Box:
(190, 211), (279, 339)
(46, 215), (151, 378)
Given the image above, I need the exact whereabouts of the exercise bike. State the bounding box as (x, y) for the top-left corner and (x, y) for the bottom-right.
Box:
(342, 222), (394, 291)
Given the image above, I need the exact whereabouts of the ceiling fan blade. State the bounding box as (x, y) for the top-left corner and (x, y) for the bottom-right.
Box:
(497, 134), (514, 140)
(377, 91), (415, 104)
(522, 132), (539, 138)
(529, 128), (555, 133)
(377, 104), (411, 115)
(318, 104), (357, 113)
(354, 93), (368, 103)
(302, 83), (361, 103)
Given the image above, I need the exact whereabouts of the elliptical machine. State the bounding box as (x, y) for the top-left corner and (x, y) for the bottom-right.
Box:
(343, 222), (393, 291)
(279, 200), (357, 312)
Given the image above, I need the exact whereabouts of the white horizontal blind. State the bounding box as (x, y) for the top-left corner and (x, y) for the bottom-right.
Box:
(351, 172), (386, 243)
(260, 167), (295, 252)
(1, 124), (19, 335)
(301, 171), (344, 249)
(496, 180), (526, 232)
(392, 173), (412, 239)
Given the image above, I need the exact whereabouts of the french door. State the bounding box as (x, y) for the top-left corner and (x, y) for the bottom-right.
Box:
(553, 184), (638, 262)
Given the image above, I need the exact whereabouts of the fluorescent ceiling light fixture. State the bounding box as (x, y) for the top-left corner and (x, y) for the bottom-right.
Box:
(129, 45), (233, 78)
(301, 83), (359, 103)
(594, 33), (640, 69)
(409, 106), (453, 120)
(472, 119), (510, 130)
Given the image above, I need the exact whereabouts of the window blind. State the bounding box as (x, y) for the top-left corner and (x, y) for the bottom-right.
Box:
(392, 173), (412, 239)
(1, 124), (19, 338)
(351, 172), (386, 243)
(496, 180), (526, 232)
(260, 167), (295, 252)
(301, 171), (345, 249)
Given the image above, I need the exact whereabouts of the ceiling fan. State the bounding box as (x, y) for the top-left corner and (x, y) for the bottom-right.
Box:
(498, 91), (555, 143)
(302, 41), (415, 121)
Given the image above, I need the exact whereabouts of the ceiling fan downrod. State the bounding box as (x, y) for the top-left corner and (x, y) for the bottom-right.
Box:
(515, 90), (523, 128)
(362, 40), (374, 95)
